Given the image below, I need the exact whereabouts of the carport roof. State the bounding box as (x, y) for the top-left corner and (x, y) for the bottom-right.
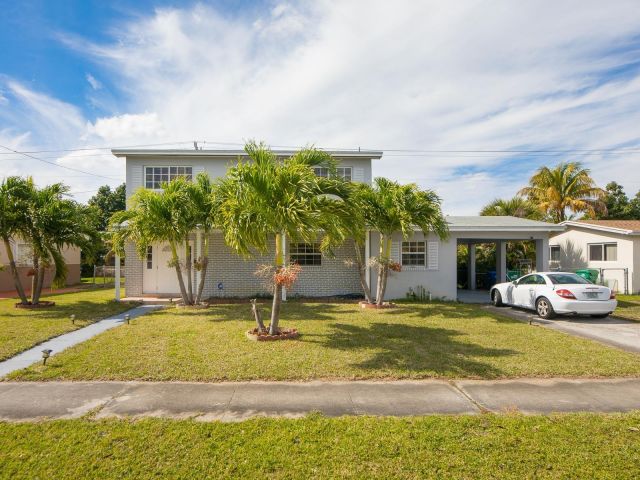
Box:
(444, 216), (564, 232)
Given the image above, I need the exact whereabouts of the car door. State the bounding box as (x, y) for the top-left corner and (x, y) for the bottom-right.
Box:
(513, 275), (537, 308)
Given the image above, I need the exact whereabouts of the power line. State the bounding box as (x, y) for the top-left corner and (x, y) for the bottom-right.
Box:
(0, 140), (194, 155)
(0, 144), (117, 180)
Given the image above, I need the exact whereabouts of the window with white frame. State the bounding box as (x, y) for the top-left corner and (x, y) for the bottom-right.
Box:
(588, 242), (617, 262)
(401, 241), (426, 266)
(15, 243), (33, 266)
(549, 245), (561, 262)
(312, 166), (352, 181)
(290, 242), (322, 266)
(145, 166), (193, 189)
(146, 246), (153, 269)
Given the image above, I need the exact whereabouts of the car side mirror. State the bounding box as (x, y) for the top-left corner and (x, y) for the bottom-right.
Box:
(512, 281), (518, 286)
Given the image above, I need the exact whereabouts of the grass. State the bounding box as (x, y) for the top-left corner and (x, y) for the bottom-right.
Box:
(615, 295), (640, 322)
(0, 288), (136, 361)
(1, 414), (640, 478)
(8, 301), (640, 381)
(81, 276), (125, 286)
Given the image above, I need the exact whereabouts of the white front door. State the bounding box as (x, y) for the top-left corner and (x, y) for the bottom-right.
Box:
(143, 243), (189, 294)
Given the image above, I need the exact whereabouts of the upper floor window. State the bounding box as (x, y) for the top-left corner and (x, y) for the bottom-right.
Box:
(290, 242), (322, 266)
(313, 166), (352, 181)
(588, 243), (617, 262)
(549, 245), (561, 262)
(145, 166), (193, 189)
(401, 241), (426, 266)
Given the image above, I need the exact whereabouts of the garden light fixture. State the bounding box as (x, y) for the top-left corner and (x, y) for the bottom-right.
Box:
(41, 349), (52, 365)
(70, 314), (76, 325)
(125, 314), (130, 324)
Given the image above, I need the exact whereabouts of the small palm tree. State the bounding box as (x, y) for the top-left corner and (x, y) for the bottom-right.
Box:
(364, 178), (448, 306)
(519, 162), (606, 222)
(111, 177), (197, 305)
(217, 142), (352, 334)
(0, 177), (32, 304)
(480, 196), (541, 219)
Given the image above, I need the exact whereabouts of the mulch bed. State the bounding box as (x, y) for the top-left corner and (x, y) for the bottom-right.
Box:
(359, 301), (397, 309)
(246, 327), (300, 341)
(14, 301), (56, 309)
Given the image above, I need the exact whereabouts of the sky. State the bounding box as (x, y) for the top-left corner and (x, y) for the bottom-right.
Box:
(1, 0), (640, 214)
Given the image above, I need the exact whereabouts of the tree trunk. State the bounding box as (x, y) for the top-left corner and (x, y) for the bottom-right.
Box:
(2, 238), (28, 304)
(30, 255), (39, 304)
(354, 241), (372, 303)
(251, 298), (266, 333)
(32, 264), (46, 304)
(269, 233), (284, 335)
(185, 238), (193, 304)
(170, 243), (190, 305)
(195, 235), (209, 304)
(375, 235), (386, 306)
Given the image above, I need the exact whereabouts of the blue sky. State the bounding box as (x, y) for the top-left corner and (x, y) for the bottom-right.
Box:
(2, 0), (640, 213)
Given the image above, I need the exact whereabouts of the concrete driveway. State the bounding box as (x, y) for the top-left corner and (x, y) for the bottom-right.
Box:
(486, 305), (640, 353)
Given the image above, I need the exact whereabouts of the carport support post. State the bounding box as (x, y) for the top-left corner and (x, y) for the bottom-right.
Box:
(535, 238), (549, 273)
(496, 241), (507, 283)
(467, 243), (476, 290)
(195, 227), (202, 291)
(282, 234), (287, 302)
(365, 230), (371, 290)
(114, 253), (121, 302)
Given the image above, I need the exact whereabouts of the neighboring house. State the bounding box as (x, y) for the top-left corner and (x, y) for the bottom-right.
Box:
(113, 149), (562, 301)
(550, 220), (640, 294)
(0, 240), (81, 292)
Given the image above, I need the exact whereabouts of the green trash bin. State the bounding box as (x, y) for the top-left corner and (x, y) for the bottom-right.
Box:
(575, 269), (599, 283)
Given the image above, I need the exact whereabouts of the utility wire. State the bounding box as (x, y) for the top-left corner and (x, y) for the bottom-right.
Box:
(0, 144), (117, 180)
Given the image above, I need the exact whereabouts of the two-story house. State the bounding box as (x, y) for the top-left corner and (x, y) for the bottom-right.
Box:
(113, 148), (563, 302)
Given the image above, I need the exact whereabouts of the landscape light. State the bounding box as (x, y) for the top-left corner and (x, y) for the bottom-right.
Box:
(125, 314), (130, 324)
(70, 314), (76, 325)
(41, 349), (52, 365)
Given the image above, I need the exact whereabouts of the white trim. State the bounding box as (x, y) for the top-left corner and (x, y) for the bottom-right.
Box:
(560, 221), (640, 235)
(113, 149), (384, 159)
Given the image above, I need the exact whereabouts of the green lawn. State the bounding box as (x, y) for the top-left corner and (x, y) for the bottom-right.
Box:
(616, 295), (640, 322)
(9, 301), (640, 381)
(1, 414), (639, 479)
(0, 288), (136, 361)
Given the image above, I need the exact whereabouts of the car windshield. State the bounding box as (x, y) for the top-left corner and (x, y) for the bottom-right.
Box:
(547, 273), (592, 285)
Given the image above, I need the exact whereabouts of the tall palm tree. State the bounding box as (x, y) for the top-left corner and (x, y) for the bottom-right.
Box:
(24, 183), (99, 304)
(479, 196), (541, 219)
(344, 182), (374, 303)
(111, 177), (197, 305)
(519, 162), (606, 222)
(217, 142), (352, 334)
(364, 178), (448, 306)
(0, 177), (32, 304)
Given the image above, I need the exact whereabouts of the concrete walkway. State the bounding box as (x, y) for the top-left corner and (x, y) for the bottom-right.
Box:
(485, 305), (640, 353)
(1, 378), (639, 421)
(0, 305), (163, 377)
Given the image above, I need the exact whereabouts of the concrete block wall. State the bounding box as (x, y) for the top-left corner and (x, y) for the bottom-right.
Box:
(124, 241), (143, 297)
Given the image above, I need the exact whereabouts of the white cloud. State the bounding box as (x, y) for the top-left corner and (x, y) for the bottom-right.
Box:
(86, 73), (102, 90)
(6, 0), (640, 211)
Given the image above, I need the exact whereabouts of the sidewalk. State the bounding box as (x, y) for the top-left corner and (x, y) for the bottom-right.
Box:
(0, 305), (163, 377)
(1, 378), (639, 421)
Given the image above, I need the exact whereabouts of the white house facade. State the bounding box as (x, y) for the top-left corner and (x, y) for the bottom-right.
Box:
(550, 220), (640, 294)
(114, 148), (563, 302)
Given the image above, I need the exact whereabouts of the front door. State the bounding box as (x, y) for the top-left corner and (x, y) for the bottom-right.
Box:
(143, 243), (188, 294)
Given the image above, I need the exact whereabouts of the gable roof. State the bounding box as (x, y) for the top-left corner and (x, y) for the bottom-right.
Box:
(560, 220), (640, 235)
(445, 216), (564, 232)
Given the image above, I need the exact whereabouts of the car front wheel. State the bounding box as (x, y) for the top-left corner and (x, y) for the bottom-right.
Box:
(536, 297), (556, 319)
(492, 289), (504, 307)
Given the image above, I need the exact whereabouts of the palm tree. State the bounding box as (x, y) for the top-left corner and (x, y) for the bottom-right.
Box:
(344, 182), (374, 303)
(24, 183), (99, 304)
(519, 162), (606, 222)
(364, 178), (448, 306)
(217, 142), (352, 334)
(480, 196), (542, 219)
(111, 177), (198, 305)
(0, 177), (32, 304)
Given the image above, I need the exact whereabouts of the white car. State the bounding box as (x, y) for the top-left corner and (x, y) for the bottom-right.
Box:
(490, 272), (617, 319)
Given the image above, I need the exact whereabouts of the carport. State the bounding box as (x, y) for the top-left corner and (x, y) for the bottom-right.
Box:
(451, 217), (565, 303)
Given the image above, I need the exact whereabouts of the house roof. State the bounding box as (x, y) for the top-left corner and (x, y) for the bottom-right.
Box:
(560, 220), (640, 235)
(445, 216), (564, 232)
(111, 148), (383, 159)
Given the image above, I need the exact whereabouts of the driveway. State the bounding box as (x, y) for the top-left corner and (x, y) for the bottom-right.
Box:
(486, 305), (640, 353)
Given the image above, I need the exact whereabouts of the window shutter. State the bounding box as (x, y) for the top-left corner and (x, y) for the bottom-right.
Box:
(130, 166), (143, 194)
(353, 167), (365, 182)
(427, 241), (439, 270)
(390, 240), (400, 263)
